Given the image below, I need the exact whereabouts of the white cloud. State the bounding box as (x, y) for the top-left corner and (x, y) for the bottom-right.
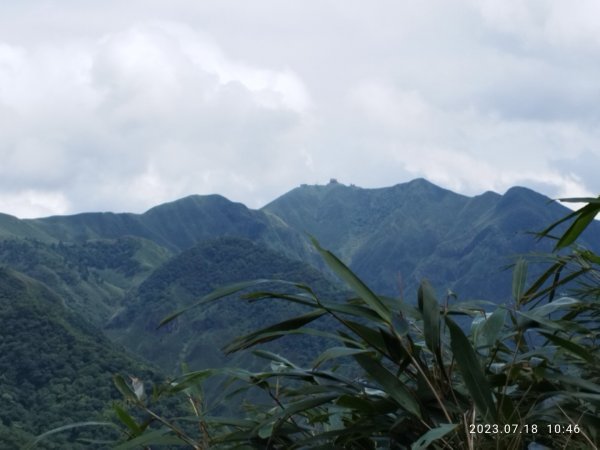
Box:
(473, 0), (600, 50)
(0, 2), (598, 218)
(0, 190), (70, 219)
(0, 21), (312, 216)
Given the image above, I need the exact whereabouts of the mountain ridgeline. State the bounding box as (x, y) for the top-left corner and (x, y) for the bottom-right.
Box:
(1, 178), (599, 447)
(263, 179), (600, 299)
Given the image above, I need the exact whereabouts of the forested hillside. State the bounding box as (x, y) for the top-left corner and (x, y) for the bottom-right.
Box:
(0, 237), (170, 324)
(106, 237), (341, 374)
(0, 268), (158, 448)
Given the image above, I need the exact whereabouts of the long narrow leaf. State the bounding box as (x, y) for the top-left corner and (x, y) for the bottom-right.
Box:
(225, 327), (358, 354)
(477, 308), (507, 350)
(445, 317), (496, 423)
(223, 309), (326, 353)
(353, 353), (422, 418)
(114, 428), (189, 449)
(311, 237), (392, 324)
(559, 197), (600, 204)
(25, 422), (119, 449)
(113, 404), (142, 436)
(555, 203), (600, 250)
(512, 258), (528, 304)
(159, 279), (286, 327)
(418, 280), (443, 373)
(113, 374), (137, 402)
(540, 332), (597, 363)
(312, 347), (371, 368)
(411, 423), (457, 450)
(254, 394), (339, 435)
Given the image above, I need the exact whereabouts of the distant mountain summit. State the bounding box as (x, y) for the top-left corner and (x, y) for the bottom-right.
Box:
(0, 178), (597, 305)
(263, 179), (600, 300)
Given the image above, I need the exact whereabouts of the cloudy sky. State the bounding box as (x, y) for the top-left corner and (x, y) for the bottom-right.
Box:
(1, 1), (599, 218)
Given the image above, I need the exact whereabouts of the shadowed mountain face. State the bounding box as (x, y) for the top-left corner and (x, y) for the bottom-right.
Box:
(263, 179), (600, 301)
(0, 268), (158, 448)
(106, 236), (341, 374)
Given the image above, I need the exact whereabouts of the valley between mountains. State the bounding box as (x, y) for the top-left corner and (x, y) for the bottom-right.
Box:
(1, 178), (599, 446)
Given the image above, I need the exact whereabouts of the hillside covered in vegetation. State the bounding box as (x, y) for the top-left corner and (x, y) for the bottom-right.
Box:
(1, 179), (599, 448)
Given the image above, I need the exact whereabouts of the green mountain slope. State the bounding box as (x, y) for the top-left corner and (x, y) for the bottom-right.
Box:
(263, 179), (600, 300)
(0, 213), (53, 241)
(106, 237), (340, 374)
(23, 195), (318, 265)
(0, 195), (322, 326)
(0, 268), (156, 448)
(0, 236), (171, 325)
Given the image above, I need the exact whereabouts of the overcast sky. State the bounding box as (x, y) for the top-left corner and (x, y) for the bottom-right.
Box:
(1, 1), (599, 218)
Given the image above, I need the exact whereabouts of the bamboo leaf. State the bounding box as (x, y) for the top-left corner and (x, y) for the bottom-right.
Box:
(558, 197), (600, 204)
(167, 369), (217, 394)
(545, 374), (600, 394)
(114, 428), (188, 449)
(536, 208), (580, 241)
(255, 394), (339, 435)
(418, 280), (442, 370)
(445, 317), (496, 423)
(411, 423), (457, 450)
(342, 320), (388, 355)
(113, 404), (141, 436)
(512, 258), (527, 303)
(223, 309), (325, 353)
(353, 353), (422, 418)
(540, 332), (597, 363)
(310, 237), (392, 324)
(159, 279), (283, 327)
(312, 347), (371, 368)
(555, 203), (600, 250)
(529, 296), (581, 317)
(25, 422), (118, 449)
(335, 394), (379, 413)
(477, 308), (507, 350)
(113, 374), (137, 402)
(252, 349), (299, 368)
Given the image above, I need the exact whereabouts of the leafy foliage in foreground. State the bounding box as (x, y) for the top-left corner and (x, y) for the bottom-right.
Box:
(34, 196), (600, 449)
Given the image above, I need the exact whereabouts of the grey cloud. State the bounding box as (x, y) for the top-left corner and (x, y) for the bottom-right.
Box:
(0, 2), (598, 217)
(550, 150), (600, 196)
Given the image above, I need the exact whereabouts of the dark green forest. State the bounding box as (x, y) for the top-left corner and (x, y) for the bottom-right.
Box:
(0, 268), (159, 448)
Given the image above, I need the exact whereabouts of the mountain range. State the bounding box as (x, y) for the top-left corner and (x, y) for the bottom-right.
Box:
(1, 178), (598, 446)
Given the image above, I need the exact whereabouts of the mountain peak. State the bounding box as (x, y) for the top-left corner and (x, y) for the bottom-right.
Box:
(142, 193), (236, 215)
(501, 185), (553, 206)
